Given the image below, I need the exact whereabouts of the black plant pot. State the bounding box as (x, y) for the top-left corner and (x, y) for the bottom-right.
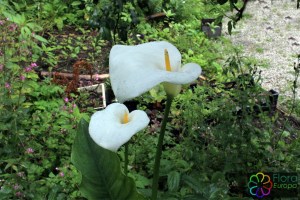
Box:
(251, 89), (279, 114)
(268, 89), (279, 111)
(269, 89), (279, 113)
(201, 18), (222, 38)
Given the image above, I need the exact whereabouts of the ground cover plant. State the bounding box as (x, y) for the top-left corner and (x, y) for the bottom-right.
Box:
(0, 0), (299, 199)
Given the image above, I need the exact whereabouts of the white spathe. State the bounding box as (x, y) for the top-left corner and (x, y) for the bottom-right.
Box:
(109, 41), (202, 102)
(89, 103), (150, 152)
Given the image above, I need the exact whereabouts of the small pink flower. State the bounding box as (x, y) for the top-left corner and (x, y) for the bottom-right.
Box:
(5, 82), (10, 89)
(30, 62), (37, 67)
(64, 97), (69, 103)
(0, 64), (3, 71)
(20, 75), (25, 81)
(69, 109), (73, 113)
(72, 104), (76, 108)
(16, 191), (23, 198)
(62, 105), (67, 110)
(25, 67), (32, 72)
(59, 172), (64, 177)
(8, 23), (17, 31)
(0, 20), (4, 25)
(25, 148), (34, 154)
(94, 74), (99, 81)
(13, 184), (20, 190)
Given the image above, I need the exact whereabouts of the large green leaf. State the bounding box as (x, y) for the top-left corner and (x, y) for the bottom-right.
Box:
(71, 119), (146, 200)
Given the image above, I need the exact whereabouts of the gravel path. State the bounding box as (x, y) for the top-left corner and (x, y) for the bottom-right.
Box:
(223, 0), (300, 100)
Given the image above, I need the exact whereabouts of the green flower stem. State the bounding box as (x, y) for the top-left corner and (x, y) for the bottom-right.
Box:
(124, 142), (129, 176)
(151, 95), (173, 200)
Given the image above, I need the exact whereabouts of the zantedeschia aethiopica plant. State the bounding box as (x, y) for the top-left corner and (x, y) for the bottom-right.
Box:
(89, 103), (149, 152)
(109, 41), (202, 102)
(72, 41), (202, 200)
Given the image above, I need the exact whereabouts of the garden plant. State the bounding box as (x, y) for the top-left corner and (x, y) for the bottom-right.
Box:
(0, 0), (299, 199)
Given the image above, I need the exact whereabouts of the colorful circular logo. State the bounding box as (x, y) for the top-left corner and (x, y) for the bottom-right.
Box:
(248, 172), (273, 198)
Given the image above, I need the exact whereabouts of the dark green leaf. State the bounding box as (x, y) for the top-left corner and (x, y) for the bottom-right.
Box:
(71, 119), (146, 200)
(167, 171), (180, 192)
(71, 1), (81, 6)
(26, 23), (43, 32)
(32, 34), (48, 43)
(54, 17), (64, 31)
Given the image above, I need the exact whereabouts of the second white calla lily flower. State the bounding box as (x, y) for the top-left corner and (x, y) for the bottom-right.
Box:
(109, 41), (202, 102)
(89, 103), (150, 152)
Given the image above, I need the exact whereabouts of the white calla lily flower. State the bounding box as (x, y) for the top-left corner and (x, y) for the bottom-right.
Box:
(89, 103), (150, 152)
(109, 41), (202, 102)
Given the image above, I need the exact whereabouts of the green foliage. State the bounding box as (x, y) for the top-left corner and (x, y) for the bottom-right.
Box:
(87, 0), (141, 43)
(203, 0), (248, 35)
(86, 0), (219, 43)
(0, 15), (86, 199)
(72, 119), (146, 200)
(127, 52), (299, 199)
(46, 27), (106, 72)
(167, 58), (299, 197)
(2, 0), (85, 31)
